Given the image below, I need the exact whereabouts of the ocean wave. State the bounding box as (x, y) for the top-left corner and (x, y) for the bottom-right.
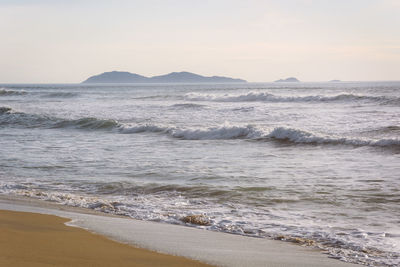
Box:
(131, 94), (177, 100)
(0, 106), (12, 114)
(0, 108), (258, 139)
(382, 98), (400, 106)
(379, 125), (400, 132)
(121, 123), (400, 149)
(267, 127), (400, 148)
(170, 103), (207, 109)
(120, 124), (166, 134)
(169, 125), (263, 140)
(363, 125), (400, 135)
(0, 107), (52, 127)
(52, 117), (119, 130)
(185, 92), (400, 105)
(0, 107), (119, 130)
(121, 124), (264, 140)
(0, 88), (27, 96)
(1, 108), (398, 149)
(0, 88), (81, 98)
(94, 182), (239, 199)
(42, 92), (79, 98)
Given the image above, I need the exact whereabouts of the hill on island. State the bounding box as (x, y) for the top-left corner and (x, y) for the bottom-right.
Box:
(82, 71), (247, 83)
(274, 77), (300, 82)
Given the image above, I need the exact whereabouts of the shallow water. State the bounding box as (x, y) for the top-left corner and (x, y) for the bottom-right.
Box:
(1, 82), (399, 266)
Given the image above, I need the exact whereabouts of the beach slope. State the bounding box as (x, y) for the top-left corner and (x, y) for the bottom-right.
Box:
(0, 209), (212, 267)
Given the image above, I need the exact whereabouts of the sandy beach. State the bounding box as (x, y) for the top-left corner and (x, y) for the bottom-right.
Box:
(0, 209), (212, 267)
(0, 195), (361, 267)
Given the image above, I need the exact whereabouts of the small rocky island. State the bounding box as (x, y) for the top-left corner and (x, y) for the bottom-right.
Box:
(274, 77), (300, 82)
(82, 71), (247, 83)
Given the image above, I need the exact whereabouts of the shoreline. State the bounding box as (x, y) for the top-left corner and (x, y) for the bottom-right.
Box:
(0, 194), (360, 267)
(0, 209), (212, 267)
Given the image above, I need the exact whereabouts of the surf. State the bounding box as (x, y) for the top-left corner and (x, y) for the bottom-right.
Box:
(185, 92), (400, 105)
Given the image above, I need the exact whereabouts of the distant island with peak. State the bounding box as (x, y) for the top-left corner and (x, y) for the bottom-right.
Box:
(82, 71), (247, 83)
(274, 77), (300, 82)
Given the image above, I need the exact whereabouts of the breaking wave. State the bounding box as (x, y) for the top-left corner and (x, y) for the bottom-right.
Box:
(0, 88), (80, 98)
(185, 92), (400, 105)
(122, 123), (399, 149)
(0, 107), (119, 130)
(1, 107), (398, 149)
(267, 127), (400, 148)
(121, 124), (264, 140)
(0, 107), (12, 114)
(0, 88), (27, 96)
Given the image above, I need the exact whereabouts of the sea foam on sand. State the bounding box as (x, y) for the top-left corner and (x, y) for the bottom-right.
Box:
(0, 196), (360, 267)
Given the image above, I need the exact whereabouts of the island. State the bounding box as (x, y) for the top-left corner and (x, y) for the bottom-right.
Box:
(82, 71), (247, 83)
(274, 77), (300, 82)
(329, 80), (341, 82)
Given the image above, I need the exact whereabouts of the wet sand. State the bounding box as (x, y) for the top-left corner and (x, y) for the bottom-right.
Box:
(0, 209), (212, 267)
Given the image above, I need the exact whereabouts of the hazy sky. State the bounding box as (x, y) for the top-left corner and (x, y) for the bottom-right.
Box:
(1, 0), (399, 83)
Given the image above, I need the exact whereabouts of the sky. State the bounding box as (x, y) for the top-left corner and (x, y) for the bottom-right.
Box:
(0, 0), (399, 83)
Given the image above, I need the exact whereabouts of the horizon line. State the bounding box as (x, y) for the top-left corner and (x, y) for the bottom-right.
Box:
(1, 80), (400, 85)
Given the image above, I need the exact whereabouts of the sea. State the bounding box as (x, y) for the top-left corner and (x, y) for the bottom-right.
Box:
(0, 82), (399, 266)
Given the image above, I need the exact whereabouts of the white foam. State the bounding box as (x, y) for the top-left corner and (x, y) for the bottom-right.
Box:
(169, 124), (263, 140)
(119, 123), (400, 148)
(120, 123), (264, 140)
(0, 88), (27, 96)
(1, 183), (398, 267)
(268, 127), (400, 147)
(0, 198), (360, 267)
(184, 92), (395, 104)
(185, 92), (276, 102)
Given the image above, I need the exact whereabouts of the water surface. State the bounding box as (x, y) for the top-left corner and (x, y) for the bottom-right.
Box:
(1, 82), (399, 266)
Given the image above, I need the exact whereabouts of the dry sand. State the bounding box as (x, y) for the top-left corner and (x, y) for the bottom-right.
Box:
(0, 209), (212, 267)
